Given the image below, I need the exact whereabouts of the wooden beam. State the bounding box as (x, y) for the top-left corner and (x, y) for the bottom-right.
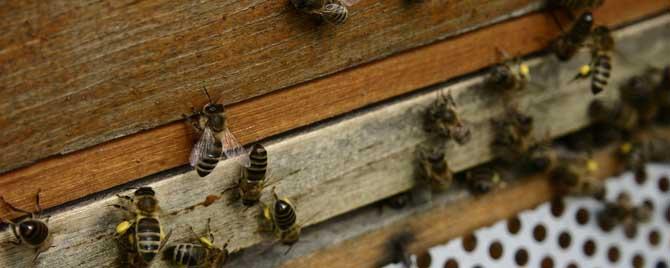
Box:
(1, 2), (667, 221)
(278, 148), (623, 268)
(1, 14), (668, 267)
(0, 0), (549, 173)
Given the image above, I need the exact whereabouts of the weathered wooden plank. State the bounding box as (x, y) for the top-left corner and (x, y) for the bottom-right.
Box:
(277, 148), (623, 268)
(1, 14), (668, 267)
(0, 0), (550, 173)
(1, 2), (667, 220)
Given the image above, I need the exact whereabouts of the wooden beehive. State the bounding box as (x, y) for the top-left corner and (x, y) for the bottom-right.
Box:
(0, 0), (669, 267)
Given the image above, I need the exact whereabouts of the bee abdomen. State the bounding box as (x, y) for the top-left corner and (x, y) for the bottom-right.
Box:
(246, 144), (267, 182)
(274, 201), (297, 231)
(136, 217), (162, 262)
(196, 140), (223, 177)
(18, 220), (49, 246)
(166, 243), (207, 267)
(591, 53), (612, 95)
(320, 3), (348, 25)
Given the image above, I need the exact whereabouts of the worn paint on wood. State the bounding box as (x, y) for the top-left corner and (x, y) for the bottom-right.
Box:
(0, 3), (667, 221)
(1, 14), (668, 267)
(0, 0), (548, 173)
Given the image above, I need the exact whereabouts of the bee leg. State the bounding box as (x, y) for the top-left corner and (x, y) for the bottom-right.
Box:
(109, 204), (131, 212)
(206, 218), (215, 243)
(0, 196), (32, 216)
(116, 194), (133, 203)
(1, 218), (23, 245)
(35, 188), (42, 218)
(159, 229), (173, 251)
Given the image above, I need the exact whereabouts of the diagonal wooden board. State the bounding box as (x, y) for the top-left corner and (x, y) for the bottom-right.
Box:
(1, 2), (668, 222)
(1, 13), (669, 267)
(0, 0), (548, 173)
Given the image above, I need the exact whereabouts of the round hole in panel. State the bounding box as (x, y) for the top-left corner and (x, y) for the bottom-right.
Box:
(488, 241), (503, 260)
(514, 248), (528, 266)
(565, 262), (578, 268)
(533, 224), (547, 242)
(582, 239), (597, 257)
(462, 233), (477, 252)
(444, 258), (459, 268)
(657, 260), (669, 268)
(635, 172), (647, 185)
(648, 229), (661, 247)
(416, 251), (431, 268)
(632, 254), (645, 268)
(658, 176), (669, 192)
(558, 231), (571, 249)
(575, 207), (590, 225)
(607, 245), (620, 263)
(540, 255), (554, 268)
(550, 198), (565, 218)
(507, 216), (521, 235)
(624, 224), (638, 239)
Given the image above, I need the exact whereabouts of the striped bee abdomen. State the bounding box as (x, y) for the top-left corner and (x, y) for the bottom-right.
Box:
(591, 52), (612, 95)
(136, 217), (162, 263)
(273, 200), (297, 231)
(320, 3), (348, 25)
(196, 140), (223, 177)
(245, 144), (267, 182)
(166, 243), (207, 267)
(18, 220), (49, 246)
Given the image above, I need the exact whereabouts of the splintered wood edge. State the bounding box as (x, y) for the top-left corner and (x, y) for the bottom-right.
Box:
(1, 2), (668, 222)
(278, 147), (623, 268)
(0, 14), (668, 267)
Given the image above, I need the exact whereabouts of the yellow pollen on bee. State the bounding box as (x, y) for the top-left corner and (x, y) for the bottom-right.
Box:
(586, 160), (599, 172)
(579, 64), (591, 76)
(519, 64), (530, 78)
(116, 221), (131, 235)
(199, 237), (214, 248)
(620, 143), (632, 154)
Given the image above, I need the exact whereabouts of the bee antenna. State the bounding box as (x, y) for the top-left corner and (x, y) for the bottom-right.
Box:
(202, 86), (213, 104)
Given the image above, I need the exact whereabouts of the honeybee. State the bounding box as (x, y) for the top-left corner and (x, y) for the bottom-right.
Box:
(618, 137), (670, 182)
(113, 187), (171, 266)
(484, 51), (531, 92)
(554, 0), (605, 10)
(572, 50), (611, 95)
(550, 156), (604, 198)
(552, 12), (594, 61)
(164, 219), (229, 268)
(523, 143), (559, 173)
(423, 93), (471, 145)
(0, 190), (52, 263)
(184, 87), (250, 177)
(620, 67), (668, 124)
(259, 188), (302, 246)
(491, 108), (535, 163)
(416, 145), (454, 191)
(597, 192), (651, 232)
(464, 165), (501, 194)
(225, 143), (274, 207)
(588, 99), (639, 135)
(291, 0), (360, 25)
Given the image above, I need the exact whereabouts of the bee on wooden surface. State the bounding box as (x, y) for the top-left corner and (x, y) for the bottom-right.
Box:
(523, 143), (559, 173)
(0, 190), (52, 263)
(184, 87), (250, 178)
(597, 192), (651, 232)
(618, 137), (670, 182)
(291, 0), (360, 25)
(164, 219), (229, 268)
(464, 166), (502, 194)
(416, 145), (454, 191)
(588, 99), (639, 136)
(225, 143), (271, 207)
(491, 108), (535, 163)
(259, 188), (302, 246)
(551, 12), (594, 61)
(550, 156), (604, 198)
(424, 93), (471, 145)
(620, 70), (661, 124)
(572, 50), (612, 95)
(554, 0), (605, 10)
(113, 187), (171, 266)
(484, 50), (531, 92)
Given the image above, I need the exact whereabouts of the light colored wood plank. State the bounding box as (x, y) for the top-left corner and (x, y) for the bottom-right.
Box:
(1, 2), (667, 220)
(1, 14), (668, 267)
(0, 0), (549, 173)
(278, 147), (623, 268)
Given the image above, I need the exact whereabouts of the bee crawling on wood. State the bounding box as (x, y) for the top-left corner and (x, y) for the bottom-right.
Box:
(550, 155), (605, 198)
(423, 92), (471, 145)
(290, 0), (360, 25)
(112, 187), (172, 267)
(164, 218), (230, 268)
(183, 87), (250, 178)
(464, 165), (502, 195)
(551, 12), (595, 61)
(569, 26), (615, 95)
(484, 49), (532, 93)
(223, 143), (277, 207)
(597, 192), (651, 232)
(617, 137), (670, 182)
(523, 143), (560, 174)
(416, 145), (454, 191)
(491, 107), (535, 163)
(0, 189), (53, 263)
(588, 99), (639, 138)
(259, 188), (303, 248)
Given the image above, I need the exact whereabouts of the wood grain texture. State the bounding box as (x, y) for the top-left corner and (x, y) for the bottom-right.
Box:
(278, 148), (623, 268)
(1, 2), (667, 222)
(0, 0), (547, 173)
(1, 15), (668, 267)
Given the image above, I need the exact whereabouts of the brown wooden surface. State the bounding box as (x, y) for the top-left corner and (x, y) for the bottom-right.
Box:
(0, 0), (545, 173)
(280, 148), (623, 268)
(0, 2), (667, 222)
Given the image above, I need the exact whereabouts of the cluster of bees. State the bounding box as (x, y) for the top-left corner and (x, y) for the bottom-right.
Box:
(1, 1), (668, 267)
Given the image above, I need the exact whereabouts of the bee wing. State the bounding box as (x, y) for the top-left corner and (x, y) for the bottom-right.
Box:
(339, 0), (360, 6)
(189, 128), (216, 167)
(221, 128), (251, 167)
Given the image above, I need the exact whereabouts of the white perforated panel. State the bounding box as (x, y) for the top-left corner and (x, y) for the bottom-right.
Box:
(385, 164), (670, 268)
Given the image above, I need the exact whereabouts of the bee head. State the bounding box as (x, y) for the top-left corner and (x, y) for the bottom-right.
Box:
(203, 103), (225, 115)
